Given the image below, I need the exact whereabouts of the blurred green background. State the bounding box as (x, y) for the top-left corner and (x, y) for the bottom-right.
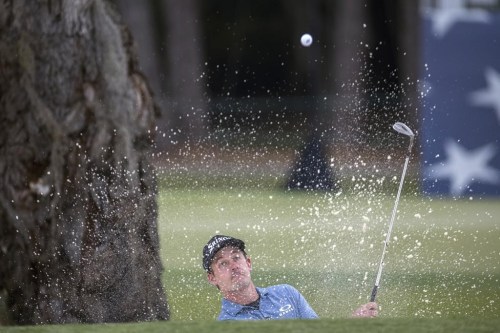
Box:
(158, 186), (500, 320)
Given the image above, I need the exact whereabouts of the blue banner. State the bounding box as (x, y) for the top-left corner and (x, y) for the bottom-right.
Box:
(421, 2), (500, 197)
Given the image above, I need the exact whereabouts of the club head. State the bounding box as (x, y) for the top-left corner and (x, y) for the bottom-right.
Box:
(393, 122), (414, 138)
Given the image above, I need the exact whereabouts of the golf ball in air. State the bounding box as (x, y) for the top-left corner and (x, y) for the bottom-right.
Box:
(300, 33), (313, 47)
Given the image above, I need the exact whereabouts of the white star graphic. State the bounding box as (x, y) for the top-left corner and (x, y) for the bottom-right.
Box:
(427, 140), (500, 196)
(424, 0), (491, 38)
(469, 67), (500, 125)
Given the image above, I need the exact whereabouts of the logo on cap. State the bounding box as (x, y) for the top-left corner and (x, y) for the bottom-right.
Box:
(202, 235), (245, 271)
(207, 236), (231, 253)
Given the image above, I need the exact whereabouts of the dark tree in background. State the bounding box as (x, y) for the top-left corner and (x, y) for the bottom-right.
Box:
(0, 0), (168, 324)
(117, 0), (208, 148)
(328, 0), (420, 144)
(163, 0), (208, 144)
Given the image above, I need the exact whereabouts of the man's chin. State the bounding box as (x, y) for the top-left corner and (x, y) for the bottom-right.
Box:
(231, 278), (249, 290)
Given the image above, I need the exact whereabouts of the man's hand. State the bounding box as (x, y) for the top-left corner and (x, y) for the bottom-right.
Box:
(352, 302), (378, 318)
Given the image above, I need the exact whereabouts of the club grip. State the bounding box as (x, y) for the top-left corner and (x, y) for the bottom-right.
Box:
(370, 285), (378, 302)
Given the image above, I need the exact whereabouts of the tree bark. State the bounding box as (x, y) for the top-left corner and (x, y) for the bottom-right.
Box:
(0, 0), (168, 324)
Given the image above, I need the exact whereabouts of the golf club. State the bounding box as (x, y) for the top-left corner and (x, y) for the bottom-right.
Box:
(370, 122), (415, 303)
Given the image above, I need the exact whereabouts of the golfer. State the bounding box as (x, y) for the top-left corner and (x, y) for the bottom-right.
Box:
(203, 234), (378, 320)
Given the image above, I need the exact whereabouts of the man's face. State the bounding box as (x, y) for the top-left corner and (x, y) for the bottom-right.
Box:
(207, 246), (252, 293)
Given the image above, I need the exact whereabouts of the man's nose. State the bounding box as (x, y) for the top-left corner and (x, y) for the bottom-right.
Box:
(229, 261), (239, 270)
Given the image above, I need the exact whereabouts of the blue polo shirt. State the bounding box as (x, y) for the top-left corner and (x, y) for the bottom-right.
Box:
(217, 284), (318, 320)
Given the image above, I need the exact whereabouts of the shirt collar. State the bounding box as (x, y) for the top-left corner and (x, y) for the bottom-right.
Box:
(221, 287), (268, 316)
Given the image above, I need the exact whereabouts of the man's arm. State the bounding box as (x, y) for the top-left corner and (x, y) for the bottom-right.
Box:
(284, 285), (318, 318)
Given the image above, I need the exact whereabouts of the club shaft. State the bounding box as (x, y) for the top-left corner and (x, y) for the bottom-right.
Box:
(370, 154), (410, 302)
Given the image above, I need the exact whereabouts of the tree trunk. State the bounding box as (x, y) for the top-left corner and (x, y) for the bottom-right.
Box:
(115, 0), (163, 103)
(328, 0), (369, 144)
(0, 0), (169, 324)
(393, 0), (420, 128)
(163, 0), (208, 145)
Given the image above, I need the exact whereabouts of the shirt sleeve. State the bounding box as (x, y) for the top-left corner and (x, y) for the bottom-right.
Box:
(285, 284), (319, 319)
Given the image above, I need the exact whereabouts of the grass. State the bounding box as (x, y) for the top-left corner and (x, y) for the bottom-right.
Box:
(158, 188), (500, 321)
(2, 186), (500, 332)
(3, 318), (500, 333)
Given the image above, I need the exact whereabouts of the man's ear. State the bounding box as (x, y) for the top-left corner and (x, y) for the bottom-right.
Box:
(247, 256), (252, 271)
(207, 272), (218, 287)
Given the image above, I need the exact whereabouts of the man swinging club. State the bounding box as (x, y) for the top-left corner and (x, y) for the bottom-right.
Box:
(203, 235), (378, 320)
